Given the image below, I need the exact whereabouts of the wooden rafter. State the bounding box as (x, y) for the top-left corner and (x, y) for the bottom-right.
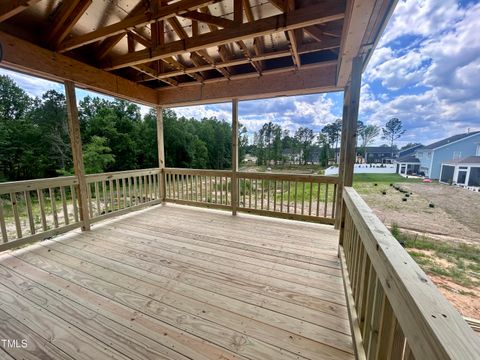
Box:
(133, 64), (178, 86)
(234, 0), (243, 25)
(168, 16), (230, 80)
(58, 0), (219, 52)
(128, 30), (151, 48)
(47, 0), (92, 49)
(268, 0), (287, 12)
(101, 2), (344, 71)
(96, 1), (148, 60)
(179, 10), (234, 29)
(0, 31), (158, 105)
(243, 0), (265, 72)
(0, 0), (40, 23)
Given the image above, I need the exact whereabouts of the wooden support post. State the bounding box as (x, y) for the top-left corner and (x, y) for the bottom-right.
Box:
(64, 80), (90, 231)
(156, 106), (166, 202)
(334, 89), (349, 229)
(338, 56), (362, 245)
(231, 99), (239, 215)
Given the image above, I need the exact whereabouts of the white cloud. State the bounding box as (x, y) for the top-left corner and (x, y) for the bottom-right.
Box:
(0, 68), (64, 97)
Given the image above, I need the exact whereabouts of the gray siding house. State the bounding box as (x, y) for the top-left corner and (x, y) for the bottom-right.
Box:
(415, 131), (480, 179)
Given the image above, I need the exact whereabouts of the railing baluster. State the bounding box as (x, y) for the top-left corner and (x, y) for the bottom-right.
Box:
(10, 193), (22, 238)
(37, 189), (47, 231)
(71, 185), (79, 222)
(260, 180), (264, 210)
(60, 186), (69, 225)
(94, 182), (100, 215)
(116, 179), (121, 208)
(301, 182), (305, 215)
(254, 179), (258, 209)
(316, 182), (321, 217)
(331, 183), (337, 218)
(287, 181), (291, 213)
(102, 180), (108, 211)
(376, 296), (397, 359)
(267, 179), (270, 211)
(273, 180), (277, 212)
(25, 190), (35, 235)
(122, 178), (127, 207)
(49, 188), (59, 229)
(308, 181), (313, 215)
(366, 282), (386, 359)
(279, 180), (283, 212)
(220, 176), (223, 204)
(0, 197), (8, 242)
(294, 181), (298, 214)
(214, 177), (218, 204)
(87, 183), (93, 217)
(324, 183), (329, 217)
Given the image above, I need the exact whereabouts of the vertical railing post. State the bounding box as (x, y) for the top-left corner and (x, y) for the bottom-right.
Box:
(231, 99), (239, 215)
(156, 106), (166, 203)
(64, 80), (90, 231)
(339, 56), (362, 245)
(335, 89), (350, 229)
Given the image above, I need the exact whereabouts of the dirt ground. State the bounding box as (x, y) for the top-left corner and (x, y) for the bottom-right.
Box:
(359, 182), (480, 244)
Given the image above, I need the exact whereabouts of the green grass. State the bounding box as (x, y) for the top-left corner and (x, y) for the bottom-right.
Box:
(390, 225), (480, 288)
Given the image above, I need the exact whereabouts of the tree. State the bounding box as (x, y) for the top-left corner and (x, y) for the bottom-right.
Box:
(83, 136), (115, 174)
(295, 127), (315, 165)
(358, 124), (380, 156)
(382, 118), (405, 157)
(317, 133), (330, 167)
(321, 119), (342, 162)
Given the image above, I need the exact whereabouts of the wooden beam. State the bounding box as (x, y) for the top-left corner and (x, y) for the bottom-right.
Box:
(337, 0), (376, 87)
(179, 10), (235, 29)
(128, 30), (152, 48)
(243, 0), (265, 71)
(64, 81), (90, 231)
(298, 37), (341, 53)
(102, 2), (345, 70)
(0, 31), (158, 106)
(156, 106), (166, 202)
(47, 0), (92, 49)
(58, 0), (218, 52)
(231, 99), (239, 215)
(335, 89), (349, 230)
(234, 0), (243, 25)
(0, 0), (40, 23)
(133, 64), (178, 86)
(338, 57), (362, 242)
(96, 1), (148, 60)
(157, 62), (339, 106)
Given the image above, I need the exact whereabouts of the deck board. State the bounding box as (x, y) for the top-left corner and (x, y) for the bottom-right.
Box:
(0, 204), (354, 360)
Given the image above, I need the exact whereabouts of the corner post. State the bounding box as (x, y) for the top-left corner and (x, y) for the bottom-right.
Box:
(156, 106), (166, 202)
(231, 99), (239, 215)
(64, 80), (90, 231)
(334, 89), (350, 229)
(338, 56), (362, 245)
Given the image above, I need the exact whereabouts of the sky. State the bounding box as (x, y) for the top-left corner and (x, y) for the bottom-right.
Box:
(1, 0), (479, 147)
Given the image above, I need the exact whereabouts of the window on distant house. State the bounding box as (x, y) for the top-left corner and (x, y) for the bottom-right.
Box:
(476, 144), (480, 156)
(453, 151), (462, 160)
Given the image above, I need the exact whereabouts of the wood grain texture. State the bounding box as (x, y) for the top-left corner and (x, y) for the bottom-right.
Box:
(0, 203), (354, 360)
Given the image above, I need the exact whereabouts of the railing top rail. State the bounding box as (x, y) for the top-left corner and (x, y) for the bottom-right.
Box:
(237, 171), (339, 184)
(164, 168), (232, 177)
(85, 168), (160, 182)
(343, 186), (480, 360)
(0, 176), (78, 195)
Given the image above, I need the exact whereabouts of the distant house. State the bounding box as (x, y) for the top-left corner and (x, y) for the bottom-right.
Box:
(440, 156), (480, 188)
(397, 144), (424, 158)
(334, 146), (397, 164)
(362, 146), (397, 164)
(243, 154), (257, 164)
(395, 155), (421, 176)
(414, 131), (480, 179)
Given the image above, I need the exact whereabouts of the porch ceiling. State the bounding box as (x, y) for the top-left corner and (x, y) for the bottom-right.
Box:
(0, 0), (395, 106)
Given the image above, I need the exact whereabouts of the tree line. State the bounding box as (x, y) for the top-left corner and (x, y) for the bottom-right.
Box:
(0, 74), (407, 182)
(0, 75), (239, 182)
(250, 117), (405, 166)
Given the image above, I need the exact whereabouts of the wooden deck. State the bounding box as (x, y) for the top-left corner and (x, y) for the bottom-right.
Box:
(0, 204), (353, 360)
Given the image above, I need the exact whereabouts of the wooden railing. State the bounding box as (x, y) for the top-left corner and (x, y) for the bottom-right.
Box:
(237, 172), (338, 224)
(0, 168), (162, 251)
(0, 176), (82, 251)
(340, 187), (480, 360)
(163, 168), (339, 224)
(164, 168), (233, 210)
(85, 168), (162, 224)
